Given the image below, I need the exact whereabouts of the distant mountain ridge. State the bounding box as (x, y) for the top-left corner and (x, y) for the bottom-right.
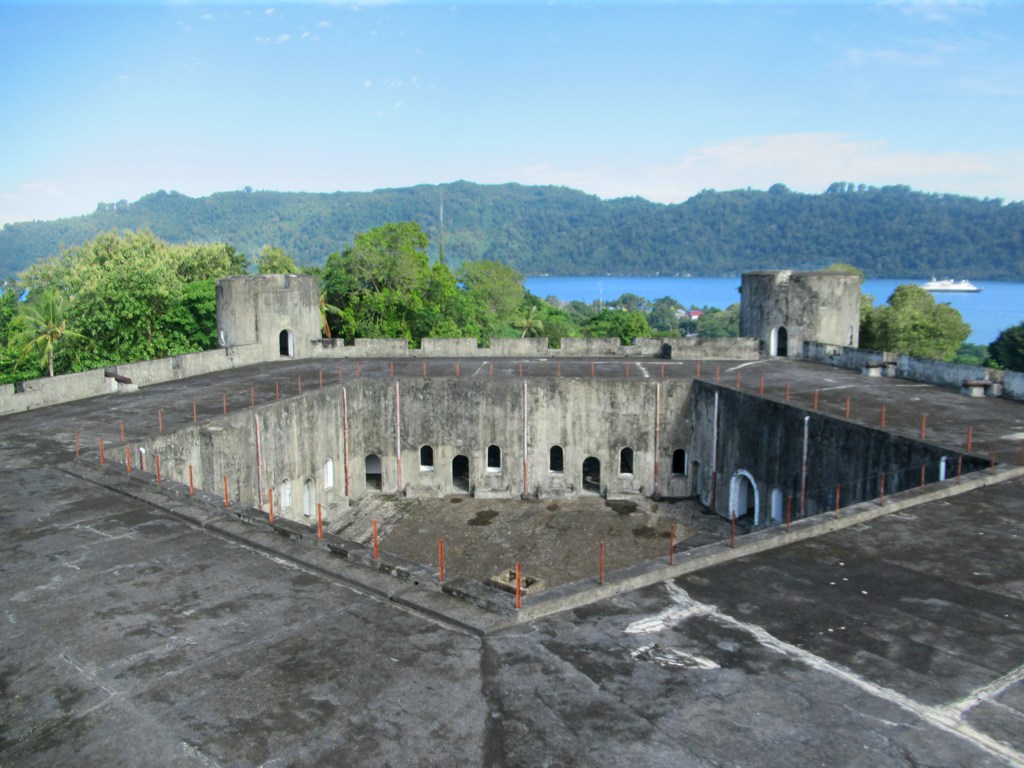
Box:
(2, 181), (1022, 280)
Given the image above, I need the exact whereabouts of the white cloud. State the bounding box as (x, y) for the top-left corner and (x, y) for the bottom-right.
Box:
(318, 20), (331, 29)
(265, 8), (275, 16)
(883, 0), (987, 24)
(201, 13), (215, 21)
(509, 133), (1024, 204)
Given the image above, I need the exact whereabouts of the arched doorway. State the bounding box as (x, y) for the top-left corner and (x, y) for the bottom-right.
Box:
(452, 455), (470, 493)
(365, 454), (382, 491)
(582, 456), (601, 495)
(772, 326), (788, 357)
(279, 329), (294, 357)
(729, 469), (759, 524)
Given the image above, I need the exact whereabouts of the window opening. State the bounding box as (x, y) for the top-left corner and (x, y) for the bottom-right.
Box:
(365, 454), (382, 491)
(420, 445), (434, 470)
(487, 444), (501, 471)
(281, 478), (292, 509)
(549, 445), (564, 473)
(279, 329), (294, 357)
(671, 449), (687, 476)
(619, 447), (634, 475)
(324, 458), (334, 489)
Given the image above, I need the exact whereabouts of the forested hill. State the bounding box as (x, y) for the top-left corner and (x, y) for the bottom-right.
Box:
(2, 181), (1022, 280)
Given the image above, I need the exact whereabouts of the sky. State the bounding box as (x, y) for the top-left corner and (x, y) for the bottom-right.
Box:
(1, 0), (1023, 226)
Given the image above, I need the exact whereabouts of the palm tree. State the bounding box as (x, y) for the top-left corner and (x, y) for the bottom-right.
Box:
(319, 290), (344, 339)
(515, 305), (546, 339)
(9, 288), (82, 377)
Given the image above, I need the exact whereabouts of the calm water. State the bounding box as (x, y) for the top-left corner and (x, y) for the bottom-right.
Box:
(524, 275), (1024, 346)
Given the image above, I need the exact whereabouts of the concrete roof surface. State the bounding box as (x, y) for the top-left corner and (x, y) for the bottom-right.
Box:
(2, 356), (1023, 767)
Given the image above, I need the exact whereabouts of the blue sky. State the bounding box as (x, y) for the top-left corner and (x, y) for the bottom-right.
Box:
(1, 0), (1022, 226)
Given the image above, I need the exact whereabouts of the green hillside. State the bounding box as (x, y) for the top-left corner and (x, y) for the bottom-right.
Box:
(2, 181), (1021, 280)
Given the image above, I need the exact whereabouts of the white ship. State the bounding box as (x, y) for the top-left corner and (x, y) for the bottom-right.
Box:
(922, 278), (982, 293)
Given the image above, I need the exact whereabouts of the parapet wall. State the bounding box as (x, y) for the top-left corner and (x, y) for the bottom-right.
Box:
(0, 335), (758, 417)
(690, 380), (987, 521)
(134, 377), (698, 524)
(803, 341), (1024, 402)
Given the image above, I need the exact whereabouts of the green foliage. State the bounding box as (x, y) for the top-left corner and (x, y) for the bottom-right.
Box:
(581, 309), (651, 344)
(4, 183), (1024, 280)
(257, 245), (298, 275)
(953, 342), (990, 367)
(7, 287), (82, 377)
(647, 296), (683, 335)
(15, 230), (246, 374)
(860, 285), (971, 361)
(696, 304), (740, 338)
(988, 322), (1024, 372)
(459, 260), (525, 339)
(0, 282), (18, 347)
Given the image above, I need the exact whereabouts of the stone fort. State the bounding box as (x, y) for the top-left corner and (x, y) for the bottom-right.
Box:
(4, 268), (1001, 536)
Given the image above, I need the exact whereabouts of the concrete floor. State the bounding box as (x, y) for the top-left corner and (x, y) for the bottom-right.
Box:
(2, 356), (1024, 766)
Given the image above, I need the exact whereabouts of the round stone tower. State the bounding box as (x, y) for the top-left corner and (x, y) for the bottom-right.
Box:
(215, 274), (321, 360)
(740, 270), (861, 358)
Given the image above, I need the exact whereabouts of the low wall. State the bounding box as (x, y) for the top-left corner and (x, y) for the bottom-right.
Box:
(804, 341), (1024, 402)
(0, 368), (111, 415)
(636, 337), (759, 360)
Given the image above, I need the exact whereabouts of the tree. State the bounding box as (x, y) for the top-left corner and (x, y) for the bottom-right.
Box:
(459, 260), (525, 339)
(19, 229), (246, 372)
(860, 285), (970, 361)
(8, 287), (82, 376)
(581, 309), (651, 344)
(515, 304), (545, 338)
(988, 322), (1024, 371)
(647, 296), (683, 335)
(697, 304), (740, 338)
(256, 246), (298, 275)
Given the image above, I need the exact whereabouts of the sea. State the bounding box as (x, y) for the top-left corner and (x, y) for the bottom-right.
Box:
(524, 276), (1024, 347)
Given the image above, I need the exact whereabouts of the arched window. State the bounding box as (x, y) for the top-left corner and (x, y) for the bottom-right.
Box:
(619, 447), (634, 475)
(420, 445), (434, 470)
(324, 458), (334, 489)
(280, 478), (292, 509)
(487, 444), (501, 471)
(671, 449), (687, 476)
(279, 329), (294, 357)
(303, 479), (313, 518)
(549, 445), (564, 473)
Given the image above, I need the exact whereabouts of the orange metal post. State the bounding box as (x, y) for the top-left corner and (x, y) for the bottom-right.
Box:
(189, 464), (194, 496)
(268, 487), (274, 524)
(438, 539), (445, 582)
(223, 475), (229, 508)
(155, 455), (161, 484)
(317, 502), (323, 540)
(125, 446), (131, 474)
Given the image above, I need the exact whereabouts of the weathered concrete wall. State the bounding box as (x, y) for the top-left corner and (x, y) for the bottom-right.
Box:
(690, 381), (987, 522)
(803, 341), (892, 370)
(420, 338), (481, 357)
(0, 369), (111, 415)
(560, 337), (627, 356)
(135, 377), (698, 524)
(740, 271), (861, 358)
(634, 337), (760, 360)
(216, 274), (320, 360)
(490, 338), (551, 357)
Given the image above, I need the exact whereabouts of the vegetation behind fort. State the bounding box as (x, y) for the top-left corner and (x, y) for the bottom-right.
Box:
(2, 181), (1022, 281)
